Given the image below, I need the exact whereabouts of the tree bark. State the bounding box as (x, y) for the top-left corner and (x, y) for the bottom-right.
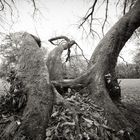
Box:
(51, 0), (140, 132)
(1, 32), (55, 140)
(87, 0), (140, 130)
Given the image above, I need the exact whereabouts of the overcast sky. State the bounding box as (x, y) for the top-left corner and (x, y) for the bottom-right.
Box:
(0, 0), (138, 63)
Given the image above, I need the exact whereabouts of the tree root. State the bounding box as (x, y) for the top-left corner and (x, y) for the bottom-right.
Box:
(51, 64), (95, 89)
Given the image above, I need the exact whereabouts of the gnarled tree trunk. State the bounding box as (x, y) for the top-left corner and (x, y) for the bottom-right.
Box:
(51, 0), (140, 132)
(1, 32), (55, 140)
(87, 0), (140, 130)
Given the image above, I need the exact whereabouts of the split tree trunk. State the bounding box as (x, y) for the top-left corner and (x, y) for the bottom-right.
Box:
(1, 32), (55, 140)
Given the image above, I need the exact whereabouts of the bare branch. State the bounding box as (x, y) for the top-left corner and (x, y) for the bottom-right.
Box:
(78, 0), (110, 38)
(10, 0), (15, 4)
(134, 30), (140, 39)
(129, 0), (136, 10)
(31, 0), (38, 17)
(0, 0), (4, 11)
(116, 0), (121, 7)
(3, 0), (13, 14)
(102, 0), (109, 36)
(90, 28), (101, 39)
(123, 0), (128, 15)
(2, 0), (15, 24)
(48, 36), (71, 45)
(49, 36), (89, 64)
(75, 43), (89, 64)
(32, 0), (36, 8)
(119, 55), (128, 66)
(79, 0), (98, 28)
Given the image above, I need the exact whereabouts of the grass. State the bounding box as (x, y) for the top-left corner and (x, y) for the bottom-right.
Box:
(120, 79), (140, 105)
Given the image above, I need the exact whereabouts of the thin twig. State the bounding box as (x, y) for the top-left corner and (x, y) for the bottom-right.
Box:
(116, 0), (121, 8)
(31, 0), (38, 17)
(129, 0), (135, 10)
(123, 0), (128, 15)
(102, 0), (109, 36)
(3, 0), (14, 24)
(0, 0), (4, 11)
(75, 43), (89, 64)
(119, 55), (128, 66)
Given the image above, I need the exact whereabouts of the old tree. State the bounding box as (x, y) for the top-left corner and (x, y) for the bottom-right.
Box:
(0, 0), (140, 139)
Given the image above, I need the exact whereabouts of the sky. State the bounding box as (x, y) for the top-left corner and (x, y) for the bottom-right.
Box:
(0, 0), (138, 63)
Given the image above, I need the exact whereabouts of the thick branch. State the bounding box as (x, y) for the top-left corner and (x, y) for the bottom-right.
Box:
(48, 36), (70, 45)
(47, 36), (76, 80)
(52, 64), (95, 88)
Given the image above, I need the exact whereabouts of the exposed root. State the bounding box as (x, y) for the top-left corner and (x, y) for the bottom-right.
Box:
(51, 64), (95, 89)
